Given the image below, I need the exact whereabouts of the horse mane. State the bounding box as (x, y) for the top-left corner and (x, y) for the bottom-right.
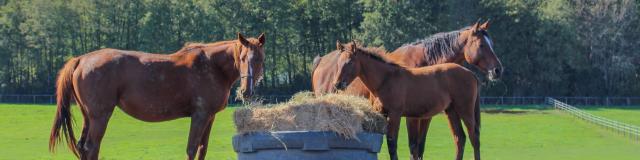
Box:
(176, 43), (205, 53)
(175, 40), (238, 54)
(353, 44), (403, 68)
(405, 27), (467, 65)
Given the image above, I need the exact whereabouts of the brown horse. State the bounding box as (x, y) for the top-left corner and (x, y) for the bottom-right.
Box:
(312, 20), (500, 159)
(49, 33), (266, 160)
(333, 42), (480, 160)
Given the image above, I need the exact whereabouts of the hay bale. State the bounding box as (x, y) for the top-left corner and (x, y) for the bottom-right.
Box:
(234, 92), (386, 139)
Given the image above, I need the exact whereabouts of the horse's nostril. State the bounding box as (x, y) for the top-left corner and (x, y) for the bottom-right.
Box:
(335, 82), (347, 90)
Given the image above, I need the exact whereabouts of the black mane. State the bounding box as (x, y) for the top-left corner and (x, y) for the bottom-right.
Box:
(404, 27), (467, 65)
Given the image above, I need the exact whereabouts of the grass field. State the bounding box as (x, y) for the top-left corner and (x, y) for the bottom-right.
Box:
(1, 104), (639, 160)
(582, 107), (640, 125)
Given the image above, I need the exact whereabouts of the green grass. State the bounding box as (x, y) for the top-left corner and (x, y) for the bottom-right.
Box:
(582, 108), (640, 125)
(0, 104), (638, 160)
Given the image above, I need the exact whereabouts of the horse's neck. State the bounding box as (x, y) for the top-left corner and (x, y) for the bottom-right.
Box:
(356, 54), (401, 93)
(450, 32), (471, 64)
(206, 43), (241, 83)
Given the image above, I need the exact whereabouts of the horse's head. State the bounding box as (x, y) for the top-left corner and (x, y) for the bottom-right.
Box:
(236, 32), (266, 100)
(333, 41), (360, 90)
(460, 20), (503, 81)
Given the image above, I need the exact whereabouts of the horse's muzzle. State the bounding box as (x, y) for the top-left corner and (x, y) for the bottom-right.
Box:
(334, 82), (348, 90)
(241, 89), (254, 100)
(488, 67), (503, 81)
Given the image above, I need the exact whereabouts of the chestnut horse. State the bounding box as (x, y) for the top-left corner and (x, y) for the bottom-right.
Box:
(312, 20), (500, 159)
(334, 42), (480, 160)
(49, 33), (266, 160)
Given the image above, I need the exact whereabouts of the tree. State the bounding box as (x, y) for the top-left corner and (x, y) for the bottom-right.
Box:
(356, 0), (444, 50)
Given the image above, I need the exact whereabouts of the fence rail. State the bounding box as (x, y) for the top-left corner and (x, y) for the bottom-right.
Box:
(2, 94), (640, 106)
(546, 98), (640, 142)
(0, 94), (56, 104)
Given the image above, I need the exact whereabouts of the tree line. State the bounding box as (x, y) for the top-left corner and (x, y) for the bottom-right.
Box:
(0, 0), (639, 96)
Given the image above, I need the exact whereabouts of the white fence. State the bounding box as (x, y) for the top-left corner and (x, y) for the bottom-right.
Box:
(546, 98), (640, 142)
(481, 96), (640, 106)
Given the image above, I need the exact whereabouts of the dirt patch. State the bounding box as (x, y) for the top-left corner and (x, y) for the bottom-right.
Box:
(234, 92), (387, 139)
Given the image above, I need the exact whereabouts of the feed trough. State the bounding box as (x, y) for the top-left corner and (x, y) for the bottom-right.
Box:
(233, 131), (382, 160)
(232, 92), (386, 160)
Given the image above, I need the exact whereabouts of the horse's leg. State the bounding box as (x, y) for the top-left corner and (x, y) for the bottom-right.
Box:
(407, 117), (420, 159)
(186, 114), (210, 160)
(196, 116), (215, 160)
(407, 117), (429, 160)
(416, 118), (432, 159)
(460, 108), (480, 160)
(445, 108), (466, 160)
(77, 116), (90, 156)
(83, 106), (115, 160)
(386, 113), (402, 160)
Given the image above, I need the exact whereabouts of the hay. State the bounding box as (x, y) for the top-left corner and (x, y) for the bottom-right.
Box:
(234, 91), (386, 139)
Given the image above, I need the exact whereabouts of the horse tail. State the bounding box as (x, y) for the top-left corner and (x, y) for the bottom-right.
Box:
(49, 57), (80, 157)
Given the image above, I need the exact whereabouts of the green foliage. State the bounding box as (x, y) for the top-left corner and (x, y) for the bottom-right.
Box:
(0, 0), (638, 96)
(356, 0), (444, 49)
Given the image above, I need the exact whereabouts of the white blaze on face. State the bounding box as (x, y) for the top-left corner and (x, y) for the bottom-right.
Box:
(247, 60), (253, 92)
(483, 35), (495, 53)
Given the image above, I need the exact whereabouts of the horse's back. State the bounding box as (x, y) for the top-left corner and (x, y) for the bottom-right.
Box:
(388, 45), (426, 67)
(77, 48), (172, 70)
(413, 63), (475, 80)
(429, 63), (478, 102)
(312, 50), (340, 95)
(400, 63), (477, 116)
(409, 63), (477, 96)
(440, 63), (477, 85)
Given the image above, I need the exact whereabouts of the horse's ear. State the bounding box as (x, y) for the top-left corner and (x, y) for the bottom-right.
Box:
(336, 40), (344, 51)
(257, 33), (266, 47)
(351, 40), (359, 47)
(480, 19), (490, 30)
(348, 42), (356, 52)
(471, 18), (482, 33)
(238, 32), (250, 46)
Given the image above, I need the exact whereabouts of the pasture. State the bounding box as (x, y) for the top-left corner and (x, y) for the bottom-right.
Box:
(1, 104), (638, 160)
